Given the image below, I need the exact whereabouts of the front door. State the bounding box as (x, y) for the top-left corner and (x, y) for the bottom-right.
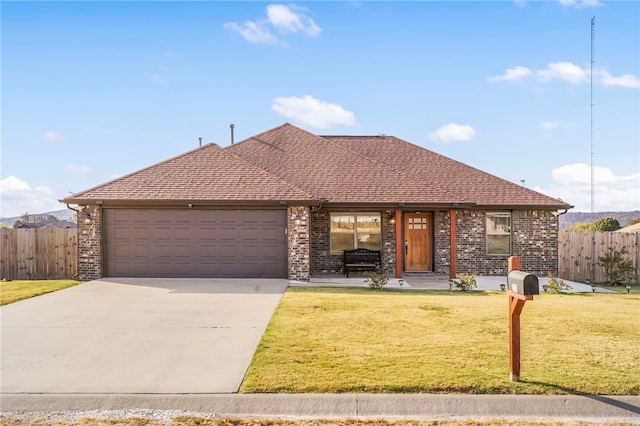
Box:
(404, 213), (433, 271)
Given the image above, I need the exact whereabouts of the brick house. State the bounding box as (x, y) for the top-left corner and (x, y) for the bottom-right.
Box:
(62, 123), (572, 281)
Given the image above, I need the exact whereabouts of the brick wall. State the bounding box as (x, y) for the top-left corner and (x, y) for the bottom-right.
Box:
(380, 210), (396, 276)
(309, 209), (396, 276)
(74, 205), (558, 280)
(512, 210), (559, 276)
(288, 206), (310, 281)
(434, 210), (451, 275)
(77, 205), (103, 281)
(452, 209), (559, 276)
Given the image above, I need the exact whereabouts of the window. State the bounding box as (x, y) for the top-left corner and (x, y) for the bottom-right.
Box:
(330, 212), (381, 253)
(486, 212), (511, 255)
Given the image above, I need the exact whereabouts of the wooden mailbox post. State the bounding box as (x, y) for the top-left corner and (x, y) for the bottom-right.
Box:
(507, 256), (538, 382)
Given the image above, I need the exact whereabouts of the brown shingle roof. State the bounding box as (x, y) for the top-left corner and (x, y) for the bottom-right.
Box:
(63, 123), (571, 209)
(324, 134), (567, 207)
(63, 142), (316, 203)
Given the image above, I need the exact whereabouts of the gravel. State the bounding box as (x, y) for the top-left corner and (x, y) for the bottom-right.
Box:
(0, 409), (218, 424)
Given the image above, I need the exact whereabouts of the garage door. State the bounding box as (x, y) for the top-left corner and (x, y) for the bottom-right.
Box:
(104, 209), (287, 278)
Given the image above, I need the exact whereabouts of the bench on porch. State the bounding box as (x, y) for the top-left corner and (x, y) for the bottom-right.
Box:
(343, 248), (381, 278)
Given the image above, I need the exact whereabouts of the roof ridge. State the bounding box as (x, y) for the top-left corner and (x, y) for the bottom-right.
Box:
(226, 122), (298, 148)
(62, 143), (222, 201)
(221, 148), (318, 200)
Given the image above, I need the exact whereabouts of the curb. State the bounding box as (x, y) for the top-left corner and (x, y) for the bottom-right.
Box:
(2, 394), (640, 422)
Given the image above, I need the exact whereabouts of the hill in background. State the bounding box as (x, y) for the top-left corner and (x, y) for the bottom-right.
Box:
(559, 210), (640, 231)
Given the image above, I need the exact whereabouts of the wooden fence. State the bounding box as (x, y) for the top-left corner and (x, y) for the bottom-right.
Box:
(1, 228), (638, 283)
(558, 231), (640, 284)
(0, 228), (77, 280)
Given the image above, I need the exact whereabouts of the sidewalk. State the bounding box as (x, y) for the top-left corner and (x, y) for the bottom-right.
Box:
(295, 274), (618, 293)
(2, 393), (639, 423)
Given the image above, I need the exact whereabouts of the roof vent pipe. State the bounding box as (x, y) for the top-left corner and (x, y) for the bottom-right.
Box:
(198, 137), (202, 147)
(230, 123), (235, 144)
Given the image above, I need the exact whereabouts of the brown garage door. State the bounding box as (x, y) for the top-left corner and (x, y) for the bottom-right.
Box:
(104, 209), (287, 278)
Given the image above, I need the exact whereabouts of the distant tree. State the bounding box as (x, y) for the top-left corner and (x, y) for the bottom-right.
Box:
(592, 217), (621, 231)
(567, 222), (590, 231)
(12, 220), (23, 228)
(567, 217), (621, 232)
(626, 217), (640, 226)
(20, 212), (32, 223)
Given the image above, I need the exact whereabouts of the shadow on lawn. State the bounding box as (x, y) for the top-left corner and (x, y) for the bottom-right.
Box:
(522, 381), (640, 415)
(287, 286), (491, 297)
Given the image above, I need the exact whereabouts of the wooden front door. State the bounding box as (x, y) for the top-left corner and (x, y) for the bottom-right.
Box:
(404, 213), (433, 271)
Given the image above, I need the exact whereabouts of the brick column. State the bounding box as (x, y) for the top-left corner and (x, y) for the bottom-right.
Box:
(287, 206), (310, 281)
(77, 205), (102, 281)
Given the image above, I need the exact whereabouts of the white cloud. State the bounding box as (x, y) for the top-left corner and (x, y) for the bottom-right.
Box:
(540, 121), (561, 130)
(0, 176), (62, 218)
(223, 21), (277, 44)
(514, 0), (527, 7)
(224, 3), (321, 44)
(271, 95), (356, 129)
(535, 163), (640, 211)
(429, 123), (476, 143)
(148, 74), (168, 84)
(598, 69), (640, 89)
(65, 164), (92, 176)
(267, 4), (321, 36)
(558, 0), (604, 8)
(490, 62), (639, 89)
(43, 131), (60, 142)
(536, 62), (589, 85)
(487, 65), (532, 83)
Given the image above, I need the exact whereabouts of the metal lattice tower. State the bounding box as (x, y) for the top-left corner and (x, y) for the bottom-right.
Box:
(590, 16), (596, 219)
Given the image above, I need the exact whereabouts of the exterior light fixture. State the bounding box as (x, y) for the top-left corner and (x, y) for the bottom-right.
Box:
(84, 213), (91, 224)
(294, 214), (302, 226)
(399, 279), (403, 286)
(586, 279), (595, 292)
(500, 284), (506, 291)
(389, 218), (396, 225)
(626, 285), (632, 294)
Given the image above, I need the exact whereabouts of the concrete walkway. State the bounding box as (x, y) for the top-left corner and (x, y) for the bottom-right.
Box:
(296, 274), (619, 293)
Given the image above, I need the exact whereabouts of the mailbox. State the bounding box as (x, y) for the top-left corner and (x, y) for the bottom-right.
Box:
(507, 270), (539, 296)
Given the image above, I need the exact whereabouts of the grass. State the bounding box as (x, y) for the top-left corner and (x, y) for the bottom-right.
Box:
(0, 417), (636, 426)
(241, 287), (640, 395)
(597, 283), (640, 294)
(0, 279), (82, 305)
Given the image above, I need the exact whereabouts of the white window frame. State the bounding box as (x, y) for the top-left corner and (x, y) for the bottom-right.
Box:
(330, 212), (381, 254)
(486, 212), (511, 255)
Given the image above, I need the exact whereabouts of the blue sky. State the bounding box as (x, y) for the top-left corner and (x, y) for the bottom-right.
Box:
(1, 0), (639, 218)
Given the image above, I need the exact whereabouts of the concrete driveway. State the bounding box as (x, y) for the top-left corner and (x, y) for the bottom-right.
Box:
(1, 278), (288, 394)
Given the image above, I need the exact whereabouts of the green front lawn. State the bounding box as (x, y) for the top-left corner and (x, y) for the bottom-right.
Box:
(241, 287), (640, 395)
(0, 279), (82, 305)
